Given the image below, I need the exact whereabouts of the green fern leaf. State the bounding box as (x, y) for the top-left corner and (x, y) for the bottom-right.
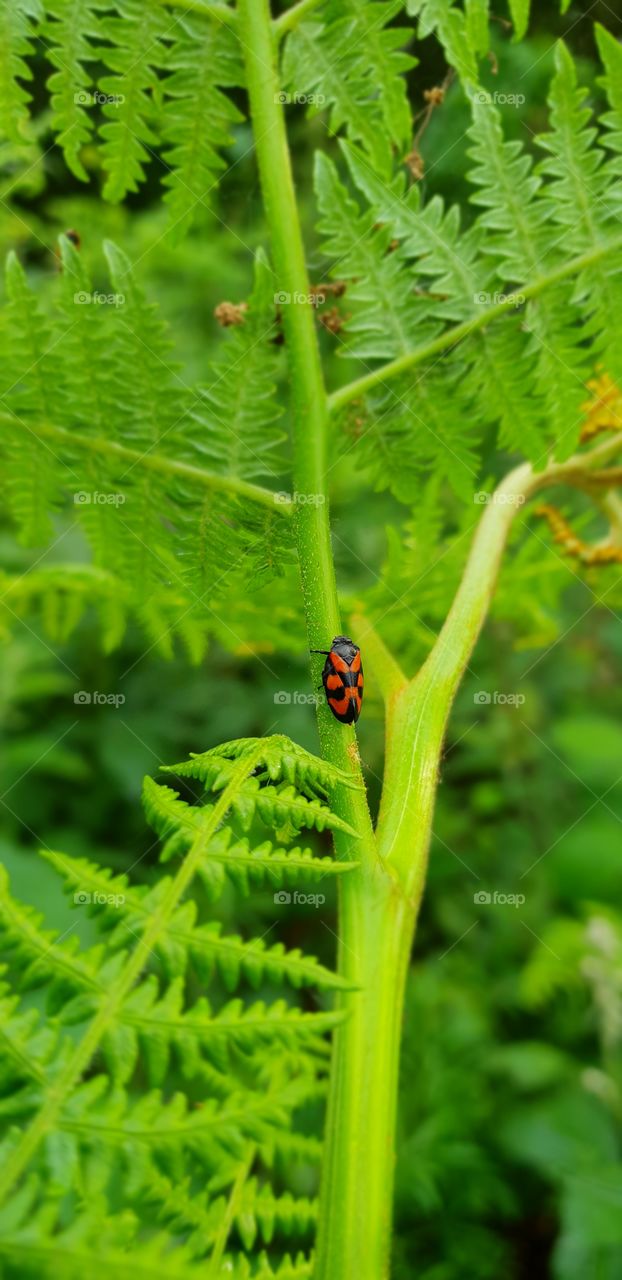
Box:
(282, 1), (415, 178)
(42, 849), (352, 993)
(406, 0), (478, 82)
(43, 0), (102, 180)
(97, 0), (168, 201)
(0, 0), (38, 146)
(192, 251), (285, 481)
(161, 15), (244, 236)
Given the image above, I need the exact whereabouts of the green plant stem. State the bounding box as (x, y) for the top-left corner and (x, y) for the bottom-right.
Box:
(273, 0), (324, 39)
(315, 869), (413, 1279)
(350, 610), (407, 703)
(209, 1144), (256, 1274)
(237, 0), (374, 853)
(328, 234), (622, 415)
(238, 8), (411, 1279)
(377, 437), (622, 895)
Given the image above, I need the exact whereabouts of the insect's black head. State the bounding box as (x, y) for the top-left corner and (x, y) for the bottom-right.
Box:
(332, 634), (354, 647)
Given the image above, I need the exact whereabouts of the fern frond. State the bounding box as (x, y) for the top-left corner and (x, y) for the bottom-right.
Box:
(337, 141), (547, 461)
(144, 776), (357, 858)
(466, 92), (591, 455)
(405, 0), (571, 74)
(8, 565), (125, 649)
(148, 1165), (317, 1254)
(0, 732), (350, 1272)
(58, 1079), (291, 1165)
(43, 0), (102, 180)
(537, 39), (622, 387)
(162, 734), (363, 795)
(235, 1178), (318, 1250)
(0, 867), (104, 998)
(219, 1253), (313, 1280)
(405, 0), (478, 82)
(42, 850), (351, 992)
(190, 829), (355, 900)
(0, 253), (65, 544)
(0, 1179), (210, 1280)
(326, 46), (622, 485)
(0, 241), (292, 657)
(315, 153), (440, 361)
(0, 1184), (314, 1279)
(0, 0), (38, 146)
(596, 23), (622, 203)
(114, 978), (344, 1079)
(0, 983), (56, 1088)
(190, 251), (284, 480)
(282, 1), (415, 178)
(96, 1), (169, 201)
(161, 15), (244, 236)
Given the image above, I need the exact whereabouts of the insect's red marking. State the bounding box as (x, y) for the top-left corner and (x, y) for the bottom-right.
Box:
(326, 672), (342, 691)
(328, 695), (349, 716)
(330, 651), (350, 674)
(350, 651), (361, 672)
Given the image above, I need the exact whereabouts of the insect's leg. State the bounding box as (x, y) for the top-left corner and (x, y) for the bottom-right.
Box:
(310, 649), (330, 654)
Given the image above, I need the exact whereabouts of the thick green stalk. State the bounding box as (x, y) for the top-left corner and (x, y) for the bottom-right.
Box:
(315, 867), (413, 1278)
(376, 440), (622, 894)
(237, 0), (373, 847)
(237, 7), (407, 1278)
(376, 463), (533, 891)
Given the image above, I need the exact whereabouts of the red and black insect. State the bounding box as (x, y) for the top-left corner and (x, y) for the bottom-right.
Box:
(312, 635), (364, 724)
